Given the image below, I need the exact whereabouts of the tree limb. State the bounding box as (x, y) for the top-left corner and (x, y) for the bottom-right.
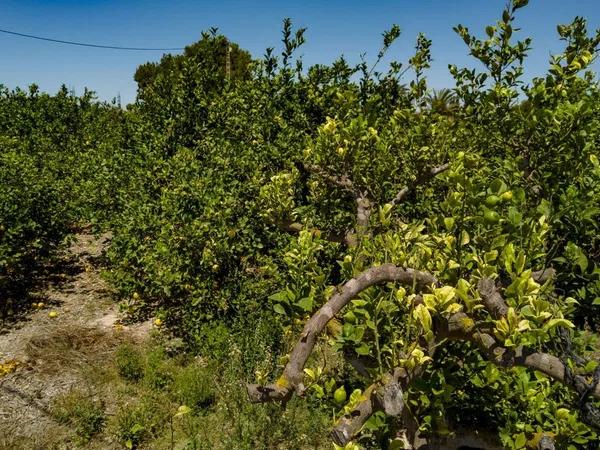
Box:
(356, 195), (372, 231)
(247, 264), (439, 403)
(478, 278), (509, 319)
(273, 219), (351, 245)
(537, 434), (556, 450)
(248, 265), (600, 444)
(390, 162), (450, 206)
(481, 269), (557, 320)
(331, 384), (377, 446)
(447, 319), (600, 401)
(532, 267), (556, 284)
(469, 282), (600, 402)
(304, 164), (357, 194)
(331, 368), (410, 446)
(333, 307), (600, 445)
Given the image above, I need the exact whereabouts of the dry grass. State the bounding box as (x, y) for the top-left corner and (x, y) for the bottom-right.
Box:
(24, 324), (125, 375)
(0, 324), (140, 450)
(0, 233), (152, 449)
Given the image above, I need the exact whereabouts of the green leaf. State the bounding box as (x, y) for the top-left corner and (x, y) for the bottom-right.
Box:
(461, 230), (470, 246)
(444, 217), (455, 230)
(513, 0), (529, 9)
(311, 384), (324, 398)
(471, 375), (484, 388)
(389, 440), (406, 450)
(351, 299), (368, 307)
(435, 286), (456, 304)
(543, 318), (574, 332)
(355, 342), (370, 356)
(514, 432), (527, 448)
(507, 207), (523, 226)
(414, 304), (432, 333)
(296, 297), (314, 312)
(269, 291), (289, 303)
(576, 253), (589, 273)
(273, 304), (286, 315)
(130, 423), (145, 434)
(303, 368), (315, 379)
(489, 178), (507, 195)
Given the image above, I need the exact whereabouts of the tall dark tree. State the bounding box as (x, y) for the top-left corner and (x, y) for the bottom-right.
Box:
(132, 31), (253, 154)
(134, 30), (252, 91)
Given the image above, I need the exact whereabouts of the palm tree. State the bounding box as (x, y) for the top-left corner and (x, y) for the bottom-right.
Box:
(426, 88), (460, 116)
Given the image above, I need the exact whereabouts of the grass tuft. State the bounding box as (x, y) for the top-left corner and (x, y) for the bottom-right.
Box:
(52, 389), (106, 444)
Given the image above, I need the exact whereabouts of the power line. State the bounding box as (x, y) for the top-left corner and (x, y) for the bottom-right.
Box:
(0, 27), (184, 51)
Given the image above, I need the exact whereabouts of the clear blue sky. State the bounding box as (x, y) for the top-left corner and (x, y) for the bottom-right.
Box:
(1, 1), (599, 105)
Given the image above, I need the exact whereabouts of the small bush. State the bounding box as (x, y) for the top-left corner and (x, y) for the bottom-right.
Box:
(143, 346), (175, 389)
(115, 344), (144, 382)
(171, 362), (215, 411)
(111, 394), (171, 449)
(113, 405), (149, 449)
(52, 389), (105, 444)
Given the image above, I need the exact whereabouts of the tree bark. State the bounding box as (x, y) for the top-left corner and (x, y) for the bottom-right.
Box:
(390, 162), (449, 205)
(248, 263), (600, 444)
(247, 264), (438, 402)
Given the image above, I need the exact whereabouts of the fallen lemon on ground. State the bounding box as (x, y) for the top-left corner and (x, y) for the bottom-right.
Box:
(0, 359), (20, 377)
(48, 311), (58, 318)
(154, 318), (163, 326)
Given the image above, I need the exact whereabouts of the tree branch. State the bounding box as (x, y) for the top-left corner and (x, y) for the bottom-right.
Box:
(390, 162), (450, 206)
(273, 219), (351, 245)
(356, 195), (372, 231)
(532, 267), (556, 284)
(471, 281), (600, 402)
(249, 266), (600, 445)
(247, 264), (439, 403)
(304, 164), (357, 194)
(333, 307), (600, 445)
(481, 269), (557, 320)
(331, 368), (410, 446)
(447, 319), (600, 401)
(331, 384), (377, 446)
(478, 278), (509, 319)
(537, 434), (556, 450)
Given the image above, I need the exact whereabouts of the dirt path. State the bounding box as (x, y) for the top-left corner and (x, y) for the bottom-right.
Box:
(0, 233), (150, 449)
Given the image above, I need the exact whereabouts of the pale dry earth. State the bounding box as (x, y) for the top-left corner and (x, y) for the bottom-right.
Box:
(0, 233), (150, 449)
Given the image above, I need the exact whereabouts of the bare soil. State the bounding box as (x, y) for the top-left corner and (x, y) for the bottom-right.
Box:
(0, 233), (151, 449)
